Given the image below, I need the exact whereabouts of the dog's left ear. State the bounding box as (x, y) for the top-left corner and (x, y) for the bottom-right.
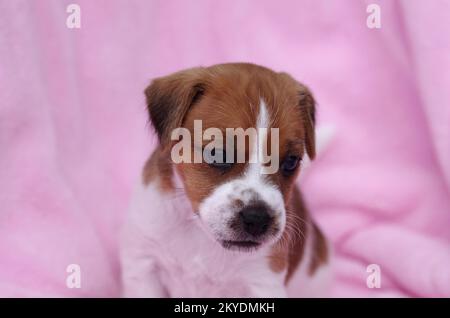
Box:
(144, 67), (206, 148)
(298, 85), (316, 160)
(279, 72), (316, 160)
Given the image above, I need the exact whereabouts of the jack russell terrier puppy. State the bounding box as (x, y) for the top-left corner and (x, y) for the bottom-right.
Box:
(120, 63), (330, 297)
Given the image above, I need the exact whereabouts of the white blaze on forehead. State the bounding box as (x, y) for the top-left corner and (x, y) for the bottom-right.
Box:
(257, 99), (270, 130)
(246, 98), (279, 175)
(243, 98), (283, 208)
(258, 99), (270, 169)
(248, 98), (269, 176)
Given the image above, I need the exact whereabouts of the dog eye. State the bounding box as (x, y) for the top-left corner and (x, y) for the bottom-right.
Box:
(205, 148), (233, 172)
(281, 155), (300, 175)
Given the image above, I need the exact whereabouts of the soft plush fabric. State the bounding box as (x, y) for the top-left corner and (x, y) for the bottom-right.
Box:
(1, 0), (449, 297)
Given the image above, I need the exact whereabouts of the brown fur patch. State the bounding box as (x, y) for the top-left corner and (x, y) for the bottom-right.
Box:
(309, 222), (329, 275)
(268, 185), (308, 283)
(268, 187), (329, 282)
(142, 147), (174, 192)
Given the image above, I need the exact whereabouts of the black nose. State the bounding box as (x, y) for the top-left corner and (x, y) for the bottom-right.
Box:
(239, 206), (272, 236)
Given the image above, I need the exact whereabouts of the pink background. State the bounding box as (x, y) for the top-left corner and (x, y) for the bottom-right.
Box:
(0, 0), (449, 297)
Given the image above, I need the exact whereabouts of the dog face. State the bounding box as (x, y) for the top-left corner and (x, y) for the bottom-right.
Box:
(145, 63), (315, 251)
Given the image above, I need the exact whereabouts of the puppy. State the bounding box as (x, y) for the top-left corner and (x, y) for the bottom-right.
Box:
(120, 63), (330, 297)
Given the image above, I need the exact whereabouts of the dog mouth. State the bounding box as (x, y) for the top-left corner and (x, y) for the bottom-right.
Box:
(220, 240), (261, 251)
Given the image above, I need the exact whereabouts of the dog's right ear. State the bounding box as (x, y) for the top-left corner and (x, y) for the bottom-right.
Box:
(145, 67), (206, 147)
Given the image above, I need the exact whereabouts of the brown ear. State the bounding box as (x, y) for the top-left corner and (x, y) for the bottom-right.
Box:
(145, 67), (206, 146)
(298, 85), (316, 160)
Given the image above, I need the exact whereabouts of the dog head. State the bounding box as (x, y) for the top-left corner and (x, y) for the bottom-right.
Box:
(145, 63), (315, 251)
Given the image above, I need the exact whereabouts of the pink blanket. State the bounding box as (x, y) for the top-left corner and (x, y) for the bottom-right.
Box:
(1, 0), (449, 297)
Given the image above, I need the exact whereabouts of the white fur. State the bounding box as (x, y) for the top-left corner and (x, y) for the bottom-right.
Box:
(120, 176), (287, 297)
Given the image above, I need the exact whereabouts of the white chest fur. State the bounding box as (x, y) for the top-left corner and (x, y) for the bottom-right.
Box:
(120, 180), (287, 298)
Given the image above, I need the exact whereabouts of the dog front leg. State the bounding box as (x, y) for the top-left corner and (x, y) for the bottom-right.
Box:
(120, 225), (168, 298)
(121, 254), (168, 298)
